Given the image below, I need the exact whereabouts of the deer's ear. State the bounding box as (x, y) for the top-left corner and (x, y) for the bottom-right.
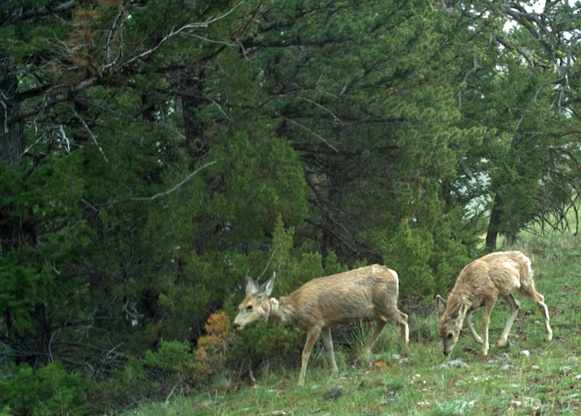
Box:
(436, 295), (447, 317)
(260, 272), (276, 296)
(245, 276), (259, 296)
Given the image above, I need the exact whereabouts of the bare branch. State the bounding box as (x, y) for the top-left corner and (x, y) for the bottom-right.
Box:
(100, 3), (244, 74)
(72, 106), (109, 162)
(256, 250), (276, 281)
(164, 381), (181, 406)
(274, 112), (339, 152)
(294, 96), (343, 124)
(106, 9), (127, 65)
(96, 161), (217, 207)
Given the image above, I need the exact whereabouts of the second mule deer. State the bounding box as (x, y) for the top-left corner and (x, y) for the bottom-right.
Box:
(436, 251), (552, 357)
(233, 265), (409, 386)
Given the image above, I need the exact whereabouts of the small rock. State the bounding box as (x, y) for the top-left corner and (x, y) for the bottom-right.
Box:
(512, 396), (541, 410)
(519, 350), (531, 357)
(488, 353), (512, 365)
(568, 356), (580, 362)
(398, 357), (410, 365)
(439, 359), (469, 368)
(323, 388), (343, 400)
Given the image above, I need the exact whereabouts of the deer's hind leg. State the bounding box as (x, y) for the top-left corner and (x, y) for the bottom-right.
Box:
(396, 311), (409, 347)
(321, 326), (339, 374)
(535, 293), (553, 341)
(378, 307), (409, 349)
(518, 282), (553, 341)
(362, 317), (386, 357)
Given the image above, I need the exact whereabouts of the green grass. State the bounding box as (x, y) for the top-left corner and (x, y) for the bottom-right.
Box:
(126, 232), (581, 416)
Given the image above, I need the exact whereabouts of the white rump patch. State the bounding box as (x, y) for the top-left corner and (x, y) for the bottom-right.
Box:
(524, 258), (533, 277)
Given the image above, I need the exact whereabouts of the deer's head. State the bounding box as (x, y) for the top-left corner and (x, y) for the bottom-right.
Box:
(233, 273), (276, 330)
(436, 295), (469, 356)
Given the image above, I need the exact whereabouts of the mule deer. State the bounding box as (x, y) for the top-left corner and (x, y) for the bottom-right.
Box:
(233, 265), (409, 386)
(436, 251), (552, 357)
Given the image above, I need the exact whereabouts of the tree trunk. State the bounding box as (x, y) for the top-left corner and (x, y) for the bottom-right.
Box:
(177, 65), (208, 163)
(486, 194), (502, 252)
(0, 59), (23, 165)
(1, 58), (52, 367)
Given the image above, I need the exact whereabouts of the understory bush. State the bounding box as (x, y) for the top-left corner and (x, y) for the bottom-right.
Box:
(0, 361), (87, 416)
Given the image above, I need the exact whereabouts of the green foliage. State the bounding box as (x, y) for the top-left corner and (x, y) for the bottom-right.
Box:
(229, 319), (304, 375)
(380, 221), (436, 298)
(0, 252), (53, 332)
(0, 362), (87, 416)
(146, 339), (194, 373)
(273, 215), (294, 268)
(380, 219), (470, 298)
(92, 355), (150, 411)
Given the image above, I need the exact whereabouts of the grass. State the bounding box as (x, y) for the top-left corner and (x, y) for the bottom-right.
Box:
(126, 232), (581, 416)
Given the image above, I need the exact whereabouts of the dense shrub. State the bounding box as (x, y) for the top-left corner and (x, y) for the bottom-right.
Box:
(0, 362), (87, 416)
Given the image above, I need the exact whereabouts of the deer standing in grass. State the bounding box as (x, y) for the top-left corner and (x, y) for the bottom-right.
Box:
(233, 265), (409, 386)
(436, 251), (552, 357)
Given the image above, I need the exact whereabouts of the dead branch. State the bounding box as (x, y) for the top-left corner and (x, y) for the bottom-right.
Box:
(95, 160), (217, 207)
(72, 106), (109, 162)
(274, 111), (339, 152)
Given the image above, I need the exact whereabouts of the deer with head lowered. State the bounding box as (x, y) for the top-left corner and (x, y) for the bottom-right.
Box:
(233, 265), (409, 386)
(436, 251), (552, 357)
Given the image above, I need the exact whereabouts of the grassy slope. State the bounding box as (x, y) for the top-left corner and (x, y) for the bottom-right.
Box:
(129, 233), (581, 416)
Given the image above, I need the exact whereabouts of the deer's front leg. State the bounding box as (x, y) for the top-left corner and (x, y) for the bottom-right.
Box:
(481, 301), (496, 356)
(298, 326), (321, 386)
(497, 295), (519, 348)
(466, 310), (483, 345)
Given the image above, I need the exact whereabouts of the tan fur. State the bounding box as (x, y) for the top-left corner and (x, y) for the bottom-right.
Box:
(233, 265), (409, 386)
(436, 251), (552, 357)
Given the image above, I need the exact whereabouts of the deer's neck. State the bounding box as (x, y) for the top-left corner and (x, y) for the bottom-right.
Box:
(447, 291), (475, 317)
(269, 296), (297, 326)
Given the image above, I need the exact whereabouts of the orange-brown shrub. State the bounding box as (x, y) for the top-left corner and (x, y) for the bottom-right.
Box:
(194, 312), (232, 381)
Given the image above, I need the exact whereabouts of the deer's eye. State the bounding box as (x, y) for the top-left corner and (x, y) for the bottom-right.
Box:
(246, 305), (253, 311)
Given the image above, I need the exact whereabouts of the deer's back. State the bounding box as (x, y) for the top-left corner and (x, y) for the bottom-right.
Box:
(456, 251), (531, 297)
(287, 265), (398, 328)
